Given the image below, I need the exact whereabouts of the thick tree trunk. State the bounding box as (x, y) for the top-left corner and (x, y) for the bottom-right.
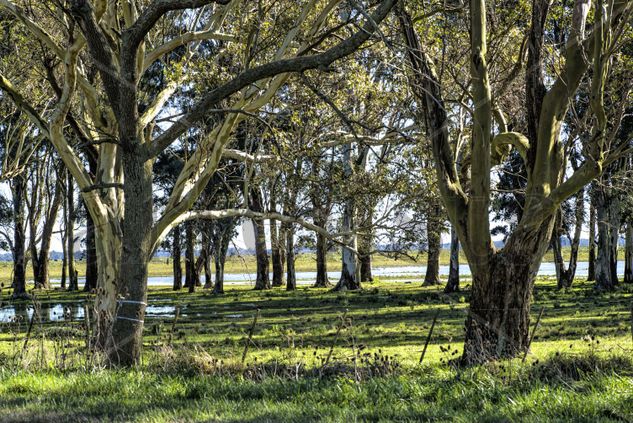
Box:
(444, 225), (460, 293)
(587, 202), (596, 281)
(286, 223), (296, 291)
(423, 209), (441, 286)
(595, 188), (617, 291)
(313, 231), (331, 287)
(172, 226), (183, 290)
(625, 223), (633, 284)
(108, 150), (153, 366)
(250, 188), (270, 290)
(67, 172), (78, 291)
(462, 223), (552, 364)
(358, 211), (373, 283)
(11, 174), (27, 299)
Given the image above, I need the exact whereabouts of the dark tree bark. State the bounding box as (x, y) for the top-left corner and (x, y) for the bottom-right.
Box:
(185, 221), (198, 293)
(359, 246), (373, 283)
(11, 173), (27, 299)
(67, 171), (78, 291)
(285, 223), (296, 291)
(84, 208), (98, 292)
(423, 205), (442, 286)
(202, 231), (213, 289)
(172, 225), (182, 290)
(444, 225), (460, 293)
(270, 182), (285, 287)
(594, 185), (618, 291)
(552, 190), (584, 289)
(587, 201), (596, 281)
(250, 188), (271, 290)
(213, 224), (233, 295)
(109, 149), (153, 366)
(625, 223), (633, 284)
(314, 231), (331, 287)
(32, 173), (64, 289)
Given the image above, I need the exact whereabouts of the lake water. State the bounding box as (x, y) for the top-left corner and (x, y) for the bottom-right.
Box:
(42, 260), (626, 287)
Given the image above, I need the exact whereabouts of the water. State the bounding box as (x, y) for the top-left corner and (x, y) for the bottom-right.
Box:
(0, 303), (180, 324)
(40, 260), (627, 287)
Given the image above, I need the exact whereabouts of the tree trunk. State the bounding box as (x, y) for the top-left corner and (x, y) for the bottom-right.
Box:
(185, 221), (197, 293)
(333, 144), (360, 291)
(423, 208), (441, 286)
(213, 229), (231, 295)
(608, 197), (620, 285)
(11, 174), (27, 299)
(108, 149), (153, 366)
(202, 232), (213, 289)
(587, 202), (596, 281)
(595, 187), (617, 291)
(358, 210), (373, 283)
(172, 226), (182, 290)
(270, 217), (284, 287)
(313, 231), (331, 287)
(84, 208), (98, 292)
(444, 225), (460, 293)
(285, 223), (296, 291)
(34, 176), (64, 289)
(462, 223), (552, 364)
(67, 172), (78, 291)
(250, 188), (270, 290)
(625, 223), (633, 284)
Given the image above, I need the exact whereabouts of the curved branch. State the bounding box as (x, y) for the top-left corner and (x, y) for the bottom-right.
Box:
(491, 132), (530, 166)
(147, 0), (398, 158)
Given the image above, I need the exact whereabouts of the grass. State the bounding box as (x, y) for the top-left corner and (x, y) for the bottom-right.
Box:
(0, 276), (632, 421)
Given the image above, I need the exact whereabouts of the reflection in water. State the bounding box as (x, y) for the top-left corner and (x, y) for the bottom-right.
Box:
(0, 303), (178, 323)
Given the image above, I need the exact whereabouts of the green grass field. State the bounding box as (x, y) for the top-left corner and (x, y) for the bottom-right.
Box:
(0, 276), (632, 421)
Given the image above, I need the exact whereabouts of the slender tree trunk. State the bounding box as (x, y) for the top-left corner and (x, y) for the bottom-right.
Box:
(83, 159), (99, 292)
(213, 229), (231, 295)
(202, 232), (213, 289)
(108, 150), (153, 366)
(608, 197), (620, 284)
(423, 207), (441, 286)
(445, 225), (460, 293)
(11, 174), (27, 299)
(270, 217), (284, 287)
(172, 226), (182, 290)
(34, 176), (64, 289)
(67, 172), (78, 291)
(333, 144), (360, 291)
(313, 230), (331, 287)
(625, 223), (633, 284)
(587, 202), (596, 281)
(358, 210), (373, 282)
(185, 221), (197, 293)
(250, 188), (270, 290)
(285, 223), (296, 291)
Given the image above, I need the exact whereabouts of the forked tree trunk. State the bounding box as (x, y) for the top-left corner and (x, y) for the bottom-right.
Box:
(314, 230), (331, 287)
(444, 225), (460, 293)
(553, 191), (584, 289)
(11, 174), (27, 299)
(587, 202), (596, 281)
(286, 223), (296, 291)
(625, 223), (633, 284)
(108, 150), (153, 366)
(462, 223), (553, 364)
(423, 209), (441, 286)
(172, 226), (182, 290)
(34, 176), (64, 289)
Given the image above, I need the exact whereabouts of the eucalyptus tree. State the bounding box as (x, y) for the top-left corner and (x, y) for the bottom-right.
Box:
(0, 0), (397, 364)
(400, 0), (633, 363)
